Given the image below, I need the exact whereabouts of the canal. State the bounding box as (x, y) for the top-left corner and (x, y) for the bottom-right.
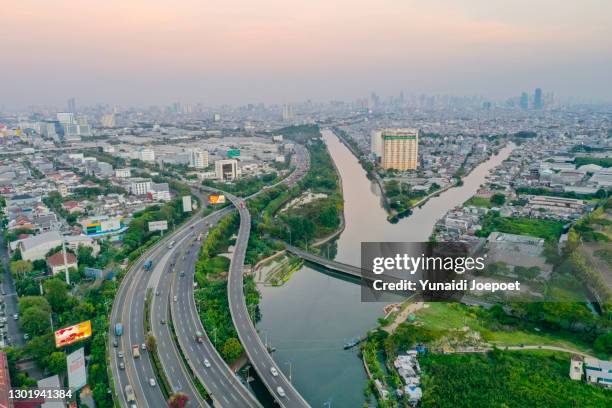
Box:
(257, 129), (515, 407)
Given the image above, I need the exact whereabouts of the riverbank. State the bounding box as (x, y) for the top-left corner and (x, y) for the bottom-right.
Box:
(256, 129), (517, 407)
(331, 126), (509, 223)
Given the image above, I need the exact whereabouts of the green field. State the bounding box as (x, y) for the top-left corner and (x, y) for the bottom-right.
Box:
(463, 196), (492, 208)
(414, 303), (595, 353)
(477, 212), (565, 241)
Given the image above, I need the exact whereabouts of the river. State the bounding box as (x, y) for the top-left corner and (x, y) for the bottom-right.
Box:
(257, 129), (515, 407)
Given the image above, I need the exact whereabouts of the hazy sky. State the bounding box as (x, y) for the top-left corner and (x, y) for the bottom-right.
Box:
(2, 0), (611, 107)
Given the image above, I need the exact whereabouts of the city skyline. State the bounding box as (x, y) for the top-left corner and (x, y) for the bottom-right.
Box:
(2, 0), (611, 107)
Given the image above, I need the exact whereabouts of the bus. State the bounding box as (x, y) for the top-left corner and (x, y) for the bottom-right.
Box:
(115, 323), (123, 336)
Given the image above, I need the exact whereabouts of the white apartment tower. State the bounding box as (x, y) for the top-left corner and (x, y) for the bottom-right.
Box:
(189, 149), (209, 169)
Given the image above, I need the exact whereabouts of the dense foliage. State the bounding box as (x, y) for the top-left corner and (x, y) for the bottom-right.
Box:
(420, 350), (612, 408)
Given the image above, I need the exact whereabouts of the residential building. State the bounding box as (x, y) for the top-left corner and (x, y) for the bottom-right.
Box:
(47, 251), (78, 276)
(115, 168), (131, 178)
(150, 182), (171, 201)
(64, 235), (100, 256)
(189, 149), (209, 169)
(129, 177), (152, 195)
(380, 128), (419, 171)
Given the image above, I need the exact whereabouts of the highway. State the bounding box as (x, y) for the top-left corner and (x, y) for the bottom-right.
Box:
(109, 198), (212, 408)
(151, 207), (263, 408)
(111, 142), (310, 407)
(149, 227), (209, 407)
(227, 193), (311, 408)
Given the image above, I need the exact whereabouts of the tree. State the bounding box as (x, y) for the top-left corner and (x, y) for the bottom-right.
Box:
(20, 308), (51, 336)
(77, 246), (96, 267)
(145, 332), (157, 353)
(490, 193), (506, 206)
(168, 392), (189, 408)
(222, 337), (242, 362)
(9, 260), (33, 276)
(19, 296), (51, 315)
(47, 352), (67, 375)
(43, 279), (70, 313)
(594, 332), (612, 355)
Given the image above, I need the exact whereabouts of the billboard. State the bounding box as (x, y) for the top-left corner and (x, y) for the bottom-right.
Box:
(67, 347), (87, 390)
(54, 320), (92, 348)
(148, 220), (168, 232)
(208, 194), (226, 205)
(182, 195), (192, 212)
(227, 149), (240, 158)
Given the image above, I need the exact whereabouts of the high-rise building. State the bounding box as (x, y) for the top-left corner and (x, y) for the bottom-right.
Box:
(282, 104), (294, 122)
(519, 92), (529, 110)
(67, 97), (76, 113)
(380, 128), (419, 171)
(534, 88), (543, 109)
(101, 114), (116, 127)
(57, 112), (75, 125)
(189, 149), (209, 169)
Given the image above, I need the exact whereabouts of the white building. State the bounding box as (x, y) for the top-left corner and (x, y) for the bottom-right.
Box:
(215, 159), (239, 181)
(150, 182), (171, 201)
(129, 177), (152, 195)
(17, 230), (64, 261)
(138, 148), (155, 162)
(115, 168), (131, 178)
(584, 357), (612, 387)
(189, 149), (209, 169)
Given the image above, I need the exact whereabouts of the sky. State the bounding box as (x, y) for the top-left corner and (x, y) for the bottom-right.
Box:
(1, 0), (611, 107)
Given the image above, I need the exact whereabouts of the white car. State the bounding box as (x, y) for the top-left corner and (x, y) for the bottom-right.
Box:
(12, 314), (18, 321)
(203, 359), (211, 368)
(276, 386), (286, 398)
(173, 296), (178, 302)
(149, 378), (156, 387)
(270, 367), (278, 377)
(141, 343), (146, 350)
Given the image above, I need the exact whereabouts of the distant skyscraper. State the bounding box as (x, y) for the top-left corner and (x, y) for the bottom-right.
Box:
(67, 97), (76, 113)
(282, 104), (294, 122)
(379, 128), (419, 171)
(534, 88), (543, 109)
(519, 92), (529, 110)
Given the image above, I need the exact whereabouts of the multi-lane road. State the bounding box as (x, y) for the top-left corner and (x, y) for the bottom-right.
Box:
(109, 200), (212, 407)
(110, 142), (311, 407)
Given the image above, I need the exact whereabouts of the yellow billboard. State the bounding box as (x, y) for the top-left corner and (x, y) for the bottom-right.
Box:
(208, 194), (226, 205)
(55, 320), (92, 348)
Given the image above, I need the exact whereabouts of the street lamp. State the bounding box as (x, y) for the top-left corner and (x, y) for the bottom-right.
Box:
(284, 361), (292, 383)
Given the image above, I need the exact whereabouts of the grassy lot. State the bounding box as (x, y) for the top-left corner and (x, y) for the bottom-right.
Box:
(414, 303), (595, 353)
(477, 212), (565, 241)
(463, 196), (492, 208)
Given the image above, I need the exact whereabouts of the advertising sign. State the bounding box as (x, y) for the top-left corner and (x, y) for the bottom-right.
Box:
(227, 149), (240, 158)
(148, 220), (168, 232)
(208, 194), (226, 205)
(67, 347), (87, 390)
(55, 320), (92, 348)
(182, 195), (192, 212)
